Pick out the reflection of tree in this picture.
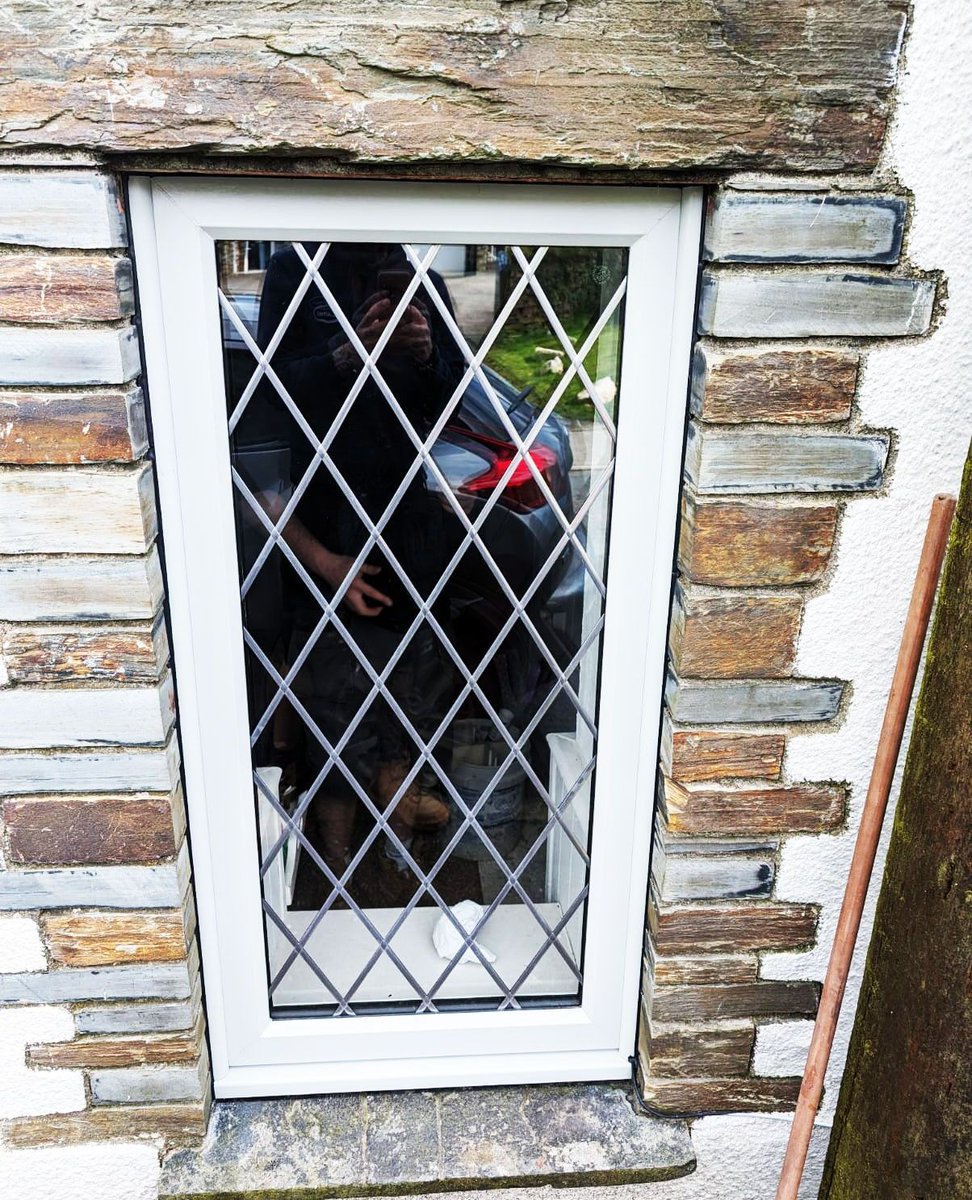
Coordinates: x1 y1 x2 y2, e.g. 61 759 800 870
496 246 626 335
217 240 246 280
488 245 626 421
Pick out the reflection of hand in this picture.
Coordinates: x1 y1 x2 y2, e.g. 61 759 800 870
355 296 392 352
317 551 393 618
352 295 433 363
389 300 433 363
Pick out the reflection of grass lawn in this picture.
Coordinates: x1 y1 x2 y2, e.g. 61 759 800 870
484 321 621 422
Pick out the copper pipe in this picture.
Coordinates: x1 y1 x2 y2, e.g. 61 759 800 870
775 492 956 1200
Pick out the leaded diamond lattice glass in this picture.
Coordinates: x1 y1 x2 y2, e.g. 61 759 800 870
215 237 628 1015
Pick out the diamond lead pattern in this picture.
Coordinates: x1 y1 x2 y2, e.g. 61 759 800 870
216 237 627 1014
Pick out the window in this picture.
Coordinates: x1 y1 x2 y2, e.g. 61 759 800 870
131 179 701 1096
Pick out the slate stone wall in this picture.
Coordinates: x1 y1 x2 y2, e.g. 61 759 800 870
0 0 943 1148
0 169 210 1150
640 188 938 1114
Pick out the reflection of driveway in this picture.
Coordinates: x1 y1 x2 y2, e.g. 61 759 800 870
568 423 594 511
568 423 594 471
446 271 499 345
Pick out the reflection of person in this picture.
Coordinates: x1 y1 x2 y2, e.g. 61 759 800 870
255 243 466 878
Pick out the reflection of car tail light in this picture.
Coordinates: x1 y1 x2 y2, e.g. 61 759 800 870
461 442 560 513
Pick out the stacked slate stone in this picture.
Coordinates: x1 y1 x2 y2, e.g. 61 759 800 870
0 170 209 1148
0 174 939 1141
638 190 934 1114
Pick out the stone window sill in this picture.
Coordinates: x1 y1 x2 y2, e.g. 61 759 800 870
159 1083 695 1199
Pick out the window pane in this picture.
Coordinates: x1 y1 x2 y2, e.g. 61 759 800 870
216 239 626 1015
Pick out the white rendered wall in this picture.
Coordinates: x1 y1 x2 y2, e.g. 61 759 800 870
0 1142 161 1200
733 0 971 1191
0 5 969 1199
763 0 971 1098
0 901 162 1195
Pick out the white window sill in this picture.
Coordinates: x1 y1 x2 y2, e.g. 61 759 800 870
269 904 579 1008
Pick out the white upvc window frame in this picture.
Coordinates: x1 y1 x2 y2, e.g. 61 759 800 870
129 177 702 1099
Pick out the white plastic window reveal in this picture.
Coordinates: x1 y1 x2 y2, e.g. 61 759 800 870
131 179 701 1097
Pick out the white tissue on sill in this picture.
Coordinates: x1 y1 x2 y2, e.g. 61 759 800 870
432 899 497 965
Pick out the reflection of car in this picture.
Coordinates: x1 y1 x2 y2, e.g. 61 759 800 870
428 364 576 605
428 366 586 752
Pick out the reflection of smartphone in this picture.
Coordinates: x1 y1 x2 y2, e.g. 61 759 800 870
377 268 413 300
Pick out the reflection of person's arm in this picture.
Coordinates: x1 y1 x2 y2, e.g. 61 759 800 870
276 510 333 581
276 509 393 618
240 484 331 579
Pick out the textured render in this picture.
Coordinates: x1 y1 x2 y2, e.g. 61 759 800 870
0 1007 85 1119
0 1143 160 1200
752 1020 814 1079
766 0 972 1062
0 2 906 170
0 915 47 971
726 3 972 1197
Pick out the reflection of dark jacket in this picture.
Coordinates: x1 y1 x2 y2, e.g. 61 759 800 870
257 244 465 624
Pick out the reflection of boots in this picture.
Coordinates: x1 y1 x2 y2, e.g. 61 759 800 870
373 759 449 834
311 795 356 881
